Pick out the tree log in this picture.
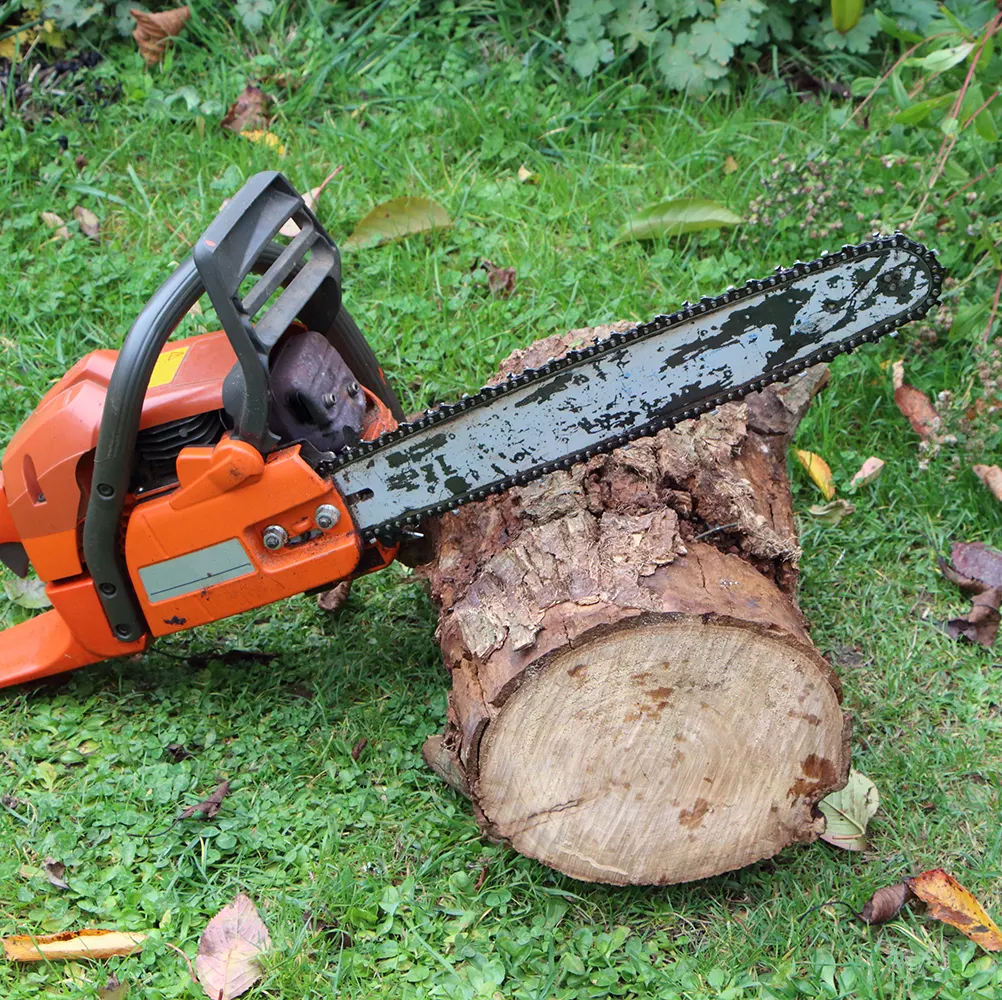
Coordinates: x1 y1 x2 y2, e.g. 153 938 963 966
418 323 850 885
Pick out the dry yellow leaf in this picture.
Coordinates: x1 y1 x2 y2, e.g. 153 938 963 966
905 869 1002 952
795 449 836 501
39 20 66 50
0 26 35 62
723 155 738 175
517 164 537 184
41 212 70 240
3 929 148 962
239 130 286 156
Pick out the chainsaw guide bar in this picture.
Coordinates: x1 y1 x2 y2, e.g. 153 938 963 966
326 234 944 544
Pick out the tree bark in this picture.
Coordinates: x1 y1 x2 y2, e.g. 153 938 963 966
418 323 850 885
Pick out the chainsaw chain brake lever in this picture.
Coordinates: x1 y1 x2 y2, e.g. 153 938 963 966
84 171 403 645
195 171 345 454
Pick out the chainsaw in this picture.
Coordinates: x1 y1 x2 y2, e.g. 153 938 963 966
0 172 944 688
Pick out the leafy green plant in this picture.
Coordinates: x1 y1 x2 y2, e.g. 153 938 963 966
563 0 941 95
844 2 1001 343
0 0 277 52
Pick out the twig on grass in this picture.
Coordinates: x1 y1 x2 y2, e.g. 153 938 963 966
984 269 1002 346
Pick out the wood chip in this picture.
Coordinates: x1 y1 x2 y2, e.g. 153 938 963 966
3 929 147 962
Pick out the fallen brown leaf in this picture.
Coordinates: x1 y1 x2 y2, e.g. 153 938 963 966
220 85 270 134
3 929 147 962
944 587 1001 647
73 206 100 241
43 857 69 890
939 557 986 593
723 155 738 175
279 167 343 237
894 383 939 438
351 737 368 761
196 894 271 1000
906 868 1002 952
859 882 914 924
178 780 230 821
317 578 352 613
973 464 1002 503
951 541 1002 590
479 259 517 298
41 211 69 240
940 541 1002 647
131 7 190 65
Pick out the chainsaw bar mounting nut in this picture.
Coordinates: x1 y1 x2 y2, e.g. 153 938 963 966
314 504 340 531
262 524 288 550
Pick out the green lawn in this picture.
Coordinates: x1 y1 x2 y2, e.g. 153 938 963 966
1 10 1001 998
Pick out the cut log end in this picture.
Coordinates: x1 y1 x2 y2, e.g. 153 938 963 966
416 322 850 884
475 616 849 885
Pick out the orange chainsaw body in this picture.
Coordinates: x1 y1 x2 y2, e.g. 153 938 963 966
0 331 397 688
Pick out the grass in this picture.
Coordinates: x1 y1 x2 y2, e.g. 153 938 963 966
1 8 1001 998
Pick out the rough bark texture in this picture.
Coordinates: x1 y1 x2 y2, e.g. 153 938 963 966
418 323 851 885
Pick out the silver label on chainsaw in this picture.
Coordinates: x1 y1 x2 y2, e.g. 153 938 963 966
137 538 254 603
335 246 935 534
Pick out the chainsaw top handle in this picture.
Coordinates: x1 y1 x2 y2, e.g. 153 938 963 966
84 171 403 644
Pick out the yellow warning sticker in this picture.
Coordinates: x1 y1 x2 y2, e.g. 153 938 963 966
149 347 189 389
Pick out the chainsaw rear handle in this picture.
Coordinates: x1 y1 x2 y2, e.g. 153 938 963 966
84 172 403 644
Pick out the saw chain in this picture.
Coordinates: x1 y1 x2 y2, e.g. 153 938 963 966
322 234 944 544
